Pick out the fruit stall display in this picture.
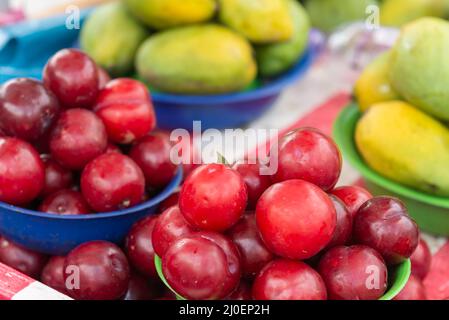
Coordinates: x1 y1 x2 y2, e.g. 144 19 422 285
0 0 448 302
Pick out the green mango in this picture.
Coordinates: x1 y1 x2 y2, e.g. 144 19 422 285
305 0 379 33
80 2 149 76
218 0 294 44
389 17 449 121
136 24 257 94
123 0 216 30
255 0 310 77
380 0 447 27
356 101 449 196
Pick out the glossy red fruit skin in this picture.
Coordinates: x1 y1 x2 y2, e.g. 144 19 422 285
43 49 99 109
41 256 67 294
94 78 156 144
162 237 229 300
63 241 130 300
253 259 327 300
232 162 272 210
325 195 353 248
50 108 107 170
319 245 387 300
40 155 74 198
331 185 373 218
129 132 177 189
97 67 111 90
227 214 274 279
179 164 248 232
152 206 195 257
0 137 45 205
158 192 179 213
272 128 342 191
0 236 48 279
195 231 241 298
0 78 60 141
225 281 252 300
125 215 158 279
353 197 419 265
256 179 336 260
124 271 163 300
393 275 427 300
81 153 145 212
411 238 432 280
39 190 91 215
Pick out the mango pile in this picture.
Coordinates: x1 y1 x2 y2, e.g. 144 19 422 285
80 0 310 95
354 17 449 197
304 0 449 32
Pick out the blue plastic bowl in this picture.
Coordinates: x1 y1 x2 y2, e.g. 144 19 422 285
0 10 322 130
0 169 182 256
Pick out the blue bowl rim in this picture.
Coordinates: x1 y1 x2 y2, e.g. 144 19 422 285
0 167 182 220
149 46 315 105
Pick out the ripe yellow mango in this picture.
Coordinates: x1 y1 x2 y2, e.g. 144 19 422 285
218 0 294 44
80 2 149 76
356 101 449 196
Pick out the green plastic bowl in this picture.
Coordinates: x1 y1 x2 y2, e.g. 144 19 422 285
154 255 410 300
334 104 449 236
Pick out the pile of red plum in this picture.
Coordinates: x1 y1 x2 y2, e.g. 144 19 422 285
0 49 428 300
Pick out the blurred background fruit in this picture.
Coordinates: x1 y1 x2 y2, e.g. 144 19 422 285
123 0 216 30
80 2 149 76
135 24 257 95
380 0 448 27
355 101 449 197
349 16 449 203
354 51 400 112
219 0 294 43
1 0 316 132
256 0 310 77
389 18 449 121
